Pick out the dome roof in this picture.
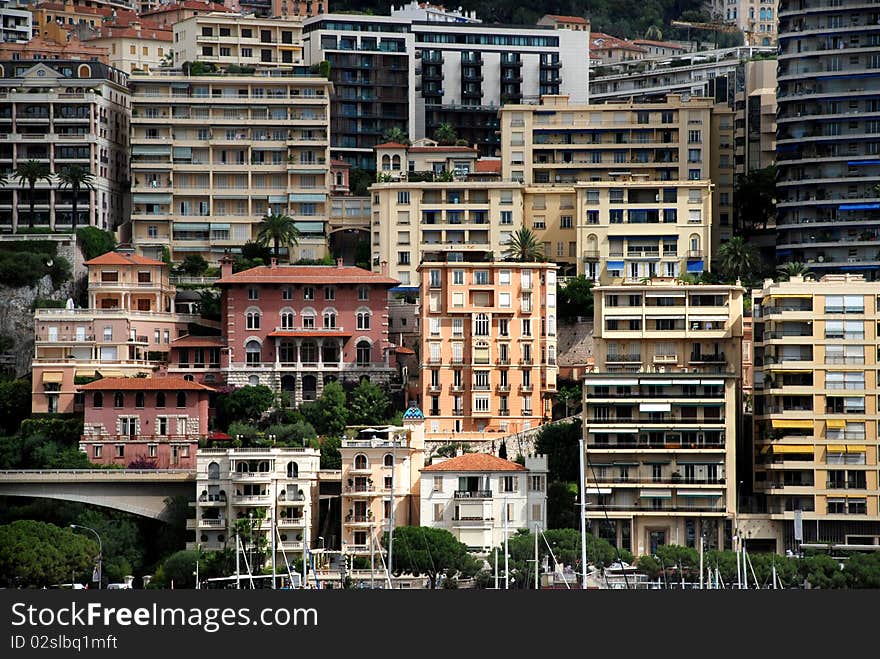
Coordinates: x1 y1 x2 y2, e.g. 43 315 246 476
402 403 424 420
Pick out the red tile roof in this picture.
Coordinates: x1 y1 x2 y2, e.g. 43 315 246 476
633 39 687 50
34 2 116 17
171 335 225 347
330 159 350 167
591 33 646 53
84 252 167 266
217 265 399 286
143 1 232 15
474 158 502 174
407 146 476 153
78 376 215 391
373 142 408 149
422 453 526 472
544 15 589 24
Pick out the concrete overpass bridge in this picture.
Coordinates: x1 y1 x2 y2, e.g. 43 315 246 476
0 470 196 521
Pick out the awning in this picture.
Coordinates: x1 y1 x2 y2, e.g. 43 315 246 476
604 315 642 320
42 371 64 383
689 315 728 322
75 369 97 378
640 489 672 499
826 419 846 429
606 261 625 270
269 195 289 204
612 461 639 466
289 193 328 202
677 490 723 497
768 445 813 454
210 223 231 231
588 428 639 434
294 221 325 233
584 378 639 386
132 193 172 204
132 145 171 155
174 223 209 231
640 403 671 412
643 460 671 465
646 292 685 298
172 147 192 158
771 419 813 429
390 286 420 294
640 379 672 385
846 445 867 453
96 369 124 377
700 379 724 386
650 315 685 320
766 293 811 299
687 260 705 273
675 460 723 465
586 488 612 495
826 445 847 453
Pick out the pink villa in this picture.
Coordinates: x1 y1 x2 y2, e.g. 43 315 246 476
77 376 215 469
216 257 399 405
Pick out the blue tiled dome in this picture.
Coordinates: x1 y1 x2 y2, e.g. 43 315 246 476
402 403 424 420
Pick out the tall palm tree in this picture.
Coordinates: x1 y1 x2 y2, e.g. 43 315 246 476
56 164 95 233
382 126 410 145
256 213 300 260
503 227 544 262
777 261 814 281
717 236 759 282
13 160 53 231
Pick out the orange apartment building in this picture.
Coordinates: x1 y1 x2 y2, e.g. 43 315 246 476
418 261 558 443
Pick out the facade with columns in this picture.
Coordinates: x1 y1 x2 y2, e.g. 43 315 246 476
216 257 399 405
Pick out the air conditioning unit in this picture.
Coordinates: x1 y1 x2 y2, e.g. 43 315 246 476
681 367 689 373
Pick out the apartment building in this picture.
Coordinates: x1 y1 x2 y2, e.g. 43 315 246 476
84 17 172 73
271 0 327 19
738 58 776 175
1 0 33 43
173 13 306 69
537 14 590 32
0 34 108 60
583 281 744 555
302 14 415 170
142 1 234 27
340 416 425 557
189 446 322 567
775 0 880 276
77 376 213 469
589 32 646 65
420 453 548 552
215 257 398 405
706 0 779 46
750 274 880 551
419 262 558 443
128 71 331 263
32 251 216 414
0 59 129 232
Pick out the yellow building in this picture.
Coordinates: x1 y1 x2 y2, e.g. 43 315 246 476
84 19 172 74
750 274 880 552
129 73 331 263
583 280 744 555
419 261 558 443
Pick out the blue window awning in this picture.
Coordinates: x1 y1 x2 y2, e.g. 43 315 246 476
606 260 625 270
268 195 289 204
294 221 324 233
839 203 880 211
172 147 192 158
174 223 209 231
289 193 328 203
132 193 171 204
687 260 705 273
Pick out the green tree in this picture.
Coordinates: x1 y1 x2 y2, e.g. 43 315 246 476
717 236 760 283
777 261 814 281
76 226 116 260
159 550 199 589
503 227 544 262
348 380 391 425
56 164 95 232
299 381 348 437
0 520 98 587
535 420 581 483
311 434 342 469
178 254 209 276
556 383 582 418
216 385 275 429
196 289 221 321
264 421 317 446
383 526 478 588
74 509 144 583
13 160 53 230
433 122 457 145
256 213 300 259
0 378 31 435
381 126 410 145
546 481 577 529
558 275 594 322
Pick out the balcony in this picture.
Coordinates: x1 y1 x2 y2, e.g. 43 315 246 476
452 517 493 527
653 354 678 364
520 358 533 366
454 490 492 499
689 353 725 364
496 384 510 392
520 384 533 393
232 494 271 505
344 514 376 526
607 354 641 363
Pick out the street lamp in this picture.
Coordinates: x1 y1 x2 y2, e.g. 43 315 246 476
317 536 325 551
70 524 102 590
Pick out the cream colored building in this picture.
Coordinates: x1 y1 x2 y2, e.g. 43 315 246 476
189 447 322 571
710 104 736 254
749 275 880 552
340 417 425 557
738 59 776 175
85 20 172 74
583 280 744 555
706 0 778 46
129 72 331 263
173 13 305 69
419 261 558 443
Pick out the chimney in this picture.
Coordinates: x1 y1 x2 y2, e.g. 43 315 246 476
219 253 234 279
336 257 344 269
270 257 278 269
380 260 389 276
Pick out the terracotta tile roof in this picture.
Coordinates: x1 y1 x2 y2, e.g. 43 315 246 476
34 2 115 17
474 158 501 174
171 335 224 347
543 15 589 24
422 453 526 472
84 252 166 266
92 21 173 42
590 33 646 53
330 159 350 167
78 376 215 391
143 1 231 14
633 39 687 50
217 265 399 286
407 146 476 153
374 141 408 149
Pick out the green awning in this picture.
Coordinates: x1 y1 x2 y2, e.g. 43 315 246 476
132 194 171 204
210 223 231 230
132 145 170 156
269 195 289 204
172 147 192 158
173 223 209 231
294 221 324 233
640 489 672 499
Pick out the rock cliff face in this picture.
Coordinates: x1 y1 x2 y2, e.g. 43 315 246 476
0 237 86 378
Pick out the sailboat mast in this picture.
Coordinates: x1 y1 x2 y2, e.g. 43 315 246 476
578 436 587 590
699 535 704 590
494 548 499 590
534 524 539 590
504 507 509 590
235 534 241 590
271 509 277 590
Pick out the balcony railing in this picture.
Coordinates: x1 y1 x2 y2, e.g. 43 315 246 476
454 490 492 499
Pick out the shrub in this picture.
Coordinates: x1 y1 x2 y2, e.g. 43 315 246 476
76 226 116 260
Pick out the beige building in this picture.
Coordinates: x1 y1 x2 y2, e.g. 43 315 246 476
375 139 479 181
737 59 776 175
583 280 744 555
173 13 305 69
189 446 322 572
710 103 736 253
419 261 558 443
706 0 778 46
129 72 331 263
340 417 425 558
85 18 172 74
749 275 880 552
142 1 235 28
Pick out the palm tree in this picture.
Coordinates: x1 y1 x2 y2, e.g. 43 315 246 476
256 213 300 260
56 164 95 233
644 25 663 40
503 227 544 262
777 261 814 281
433 122 457 146
382 126 410 145
717 236 759 282
13 160 53 231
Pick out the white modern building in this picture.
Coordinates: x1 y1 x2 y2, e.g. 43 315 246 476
0 0 32 43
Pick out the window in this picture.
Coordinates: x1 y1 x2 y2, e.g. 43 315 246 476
177 391 187 408
357 310 371 330
501 476 516 493
323 310 337 329
302 311 316 329
474 313 489 336
282 287 293 300
500 211 513 225
303 287 315 301
530 475 545 492
281 310 294 329
451 318 463 336
473 270 489 285
522 319 532 336
433 475 443 492
248 287 259 300
452 270 464 285
246 340 261 365
135 392 145 408
358 286 369 301
156 392 165 408
324 286 335 301
356 341 371 366
246 309 261 330
499 292 511 308
114 392 124 408
429 317 441 336
474 396 489 412
397 191 410 204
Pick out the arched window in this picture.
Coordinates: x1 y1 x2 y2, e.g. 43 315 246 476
246 308 261 330
381 154 391 171
248 375 260 386
354 454 368 469
280 308 295 330
287 461 299 478
184 374 194 382
246 340 262 366
548 314 556 336
114 391 124 408
93 391 103 408
335 172 344 187
156 391 166 408
177 391 187 408
236 462 249 473
357 310 371 330
323 309 337 329
356 340 371 366
392 154 401 169
474 313 489 336
302 308 316 329
208 461 220 479
383 453 394 467
135 392 145 408
689 234 700 254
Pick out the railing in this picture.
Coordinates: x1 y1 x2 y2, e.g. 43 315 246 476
452 517 494 526
343 486 376 493
344 515 374 523
454 490 492 499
